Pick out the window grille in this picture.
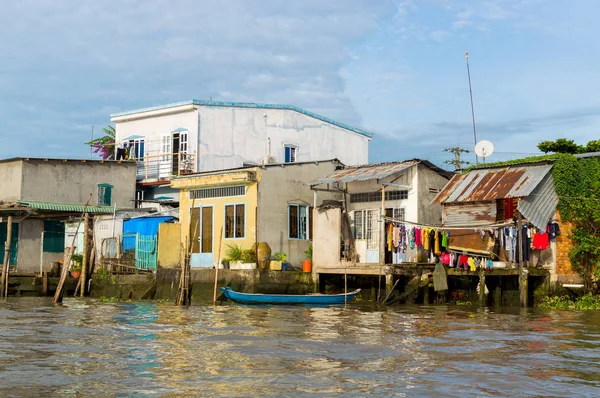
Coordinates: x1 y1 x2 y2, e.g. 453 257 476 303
350 190 408 203
190 185 245 200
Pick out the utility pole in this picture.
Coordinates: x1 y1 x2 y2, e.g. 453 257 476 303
465 51 478 163
444 146 470 172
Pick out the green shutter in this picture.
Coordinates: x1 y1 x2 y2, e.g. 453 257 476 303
98 184 113 207
43 221 65 253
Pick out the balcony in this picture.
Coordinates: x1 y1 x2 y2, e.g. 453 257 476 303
135 152 197 182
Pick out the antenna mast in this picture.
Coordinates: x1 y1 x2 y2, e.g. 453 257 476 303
465 51 478 163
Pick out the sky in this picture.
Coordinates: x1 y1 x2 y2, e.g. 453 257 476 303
1 0 599 169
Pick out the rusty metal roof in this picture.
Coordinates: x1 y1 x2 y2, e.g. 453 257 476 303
434 164 552 203
307 161 418 185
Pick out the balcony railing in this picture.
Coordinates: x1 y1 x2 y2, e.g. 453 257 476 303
135 152 196 181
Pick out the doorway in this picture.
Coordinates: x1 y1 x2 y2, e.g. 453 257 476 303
190 206 213 267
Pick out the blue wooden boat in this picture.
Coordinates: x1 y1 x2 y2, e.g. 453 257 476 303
220 287 361 305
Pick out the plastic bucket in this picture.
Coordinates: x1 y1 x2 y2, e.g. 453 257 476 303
302 260 312 273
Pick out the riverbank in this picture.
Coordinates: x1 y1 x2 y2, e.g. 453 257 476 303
4 265 581 308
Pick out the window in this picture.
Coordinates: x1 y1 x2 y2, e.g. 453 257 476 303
225 204 245 239
350 190 408 203
161 135 171 161
43 221 64 253
353 209 379 247
284 145 297 163
179 132 188 153
98 184 113 206
126 139 145 160
190 186 245 200
289 204 312 239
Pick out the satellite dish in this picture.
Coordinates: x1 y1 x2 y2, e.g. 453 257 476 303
475 140 495 160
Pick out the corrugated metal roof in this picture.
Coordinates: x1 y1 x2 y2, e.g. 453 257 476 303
17 200 115 213
518 173 559 230
434 164 552 203
308 161 417 185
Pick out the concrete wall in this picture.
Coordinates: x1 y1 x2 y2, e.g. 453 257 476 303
158 222 181 268
257 161 341 268
20 160 136 207
15 219 62 274
416 164 450 226
197 106 369 171
313 208 341 269
0 160 23 202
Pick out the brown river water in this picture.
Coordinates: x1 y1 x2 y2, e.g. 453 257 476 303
1 297 599 397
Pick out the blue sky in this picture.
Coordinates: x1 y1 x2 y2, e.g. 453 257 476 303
1 0 598 169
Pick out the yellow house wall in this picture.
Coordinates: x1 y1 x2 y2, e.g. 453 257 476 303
157 223 182 268
176 171 260 266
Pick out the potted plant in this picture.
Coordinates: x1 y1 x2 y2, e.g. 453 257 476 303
226 244 257 270
70 253 83 279
302 244 313 273
270 252 287 271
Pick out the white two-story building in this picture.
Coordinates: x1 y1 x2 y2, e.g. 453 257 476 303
110 100 372 206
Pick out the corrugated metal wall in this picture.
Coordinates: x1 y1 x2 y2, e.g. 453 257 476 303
442 202 496 227
518 174 559 230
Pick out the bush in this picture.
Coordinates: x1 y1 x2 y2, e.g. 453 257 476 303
273 252 287 262
240 249 256 264
224 243 243 262
304 244 312 260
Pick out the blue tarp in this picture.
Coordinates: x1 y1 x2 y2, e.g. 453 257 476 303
123 216 175 236
122 216 175 251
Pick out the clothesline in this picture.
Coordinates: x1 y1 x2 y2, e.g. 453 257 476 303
381 216 515 231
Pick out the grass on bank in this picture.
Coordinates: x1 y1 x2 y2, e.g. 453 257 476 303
538 293 600 310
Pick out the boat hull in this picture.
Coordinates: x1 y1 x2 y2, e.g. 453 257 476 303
220 287 360 305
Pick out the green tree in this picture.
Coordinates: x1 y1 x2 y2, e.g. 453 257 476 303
585 139 600 153
538 138 600 154
537 138 582 154
85 125 116 160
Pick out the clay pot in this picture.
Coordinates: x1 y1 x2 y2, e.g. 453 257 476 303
70 270 81 279
254 242 272 270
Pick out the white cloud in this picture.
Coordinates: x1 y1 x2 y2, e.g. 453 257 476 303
0 0 389 158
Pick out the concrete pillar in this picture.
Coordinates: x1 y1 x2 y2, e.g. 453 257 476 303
423 282 430 304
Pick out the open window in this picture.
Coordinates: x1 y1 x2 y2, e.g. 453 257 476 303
284 145 297 163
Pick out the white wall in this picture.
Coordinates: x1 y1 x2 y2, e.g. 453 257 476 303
113 104 370 177
114 108 199 161
198 106 369 171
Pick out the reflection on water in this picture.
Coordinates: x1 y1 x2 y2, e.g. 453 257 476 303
1 298 600 396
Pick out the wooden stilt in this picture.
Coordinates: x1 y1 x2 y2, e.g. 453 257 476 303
80 213 89 298
213 227 224 304
1 216 13 298
54 195 92 304
42 270 48 296
517 213 527 307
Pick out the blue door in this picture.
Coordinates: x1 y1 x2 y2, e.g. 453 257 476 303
190 206 213 267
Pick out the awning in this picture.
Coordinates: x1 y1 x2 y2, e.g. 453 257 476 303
308 161 416 185
16 200 115 213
